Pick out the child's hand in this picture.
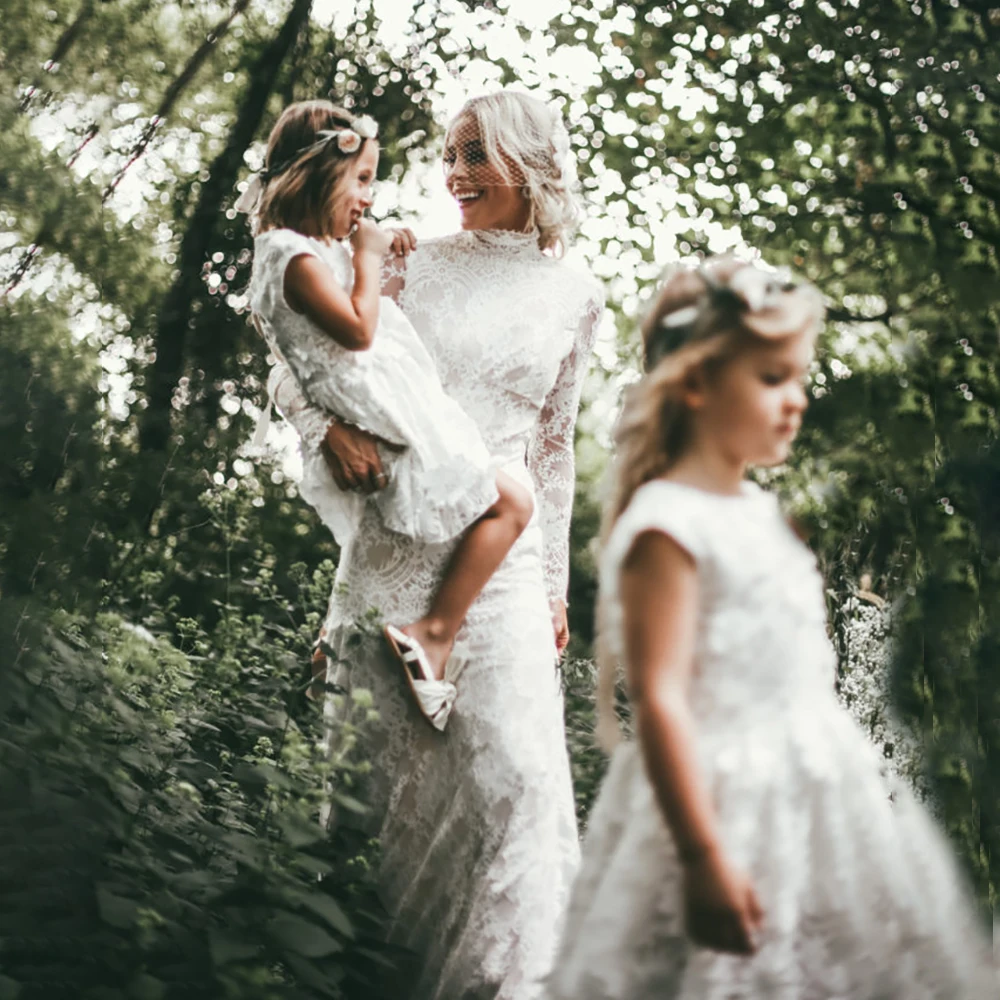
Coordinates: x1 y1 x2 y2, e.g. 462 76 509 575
387 226 417 257
682 848 763 955
350 218 393 258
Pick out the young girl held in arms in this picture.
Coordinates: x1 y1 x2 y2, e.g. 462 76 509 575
546 258 996 998
244 101 534 731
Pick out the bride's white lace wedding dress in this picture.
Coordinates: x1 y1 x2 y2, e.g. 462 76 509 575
268 228 604 1000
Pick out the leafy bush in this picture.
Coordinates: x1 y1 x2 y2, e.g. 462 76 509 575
0 543 390 1000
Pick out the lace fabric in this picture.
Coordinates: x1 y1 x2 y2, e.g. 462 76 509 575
250 228 500 546
546 480 996 1000
268 227 604 999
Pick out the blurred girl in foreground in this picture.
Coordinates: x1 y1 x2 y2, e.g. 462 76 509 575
546 258 996 999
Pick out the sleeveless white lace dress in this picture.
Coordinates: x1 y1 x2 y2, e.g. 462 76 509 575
249 228 498 545
269 229 605 1000
547 480 996 1000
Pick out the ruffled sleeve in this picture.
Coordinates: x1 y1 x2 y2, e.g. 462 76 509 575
526 281 605 606
266 361 334 455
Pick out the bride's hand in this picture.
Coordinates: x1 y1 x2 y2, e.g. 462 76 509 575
322 419 401 493
387 226 417 257
551 599 569 659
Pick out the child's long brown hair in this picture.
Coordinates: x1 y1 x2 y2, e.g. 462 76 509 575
594 257 825 750
257 100 373 239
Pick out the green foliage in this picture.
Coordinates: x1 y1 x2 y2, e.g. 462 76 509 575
561 657 608 829
0 547 390 999
0 9 461 988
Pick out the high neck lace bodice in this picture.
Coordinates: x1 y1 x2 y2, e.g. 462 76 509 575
463 227 545 257
375 228 604 606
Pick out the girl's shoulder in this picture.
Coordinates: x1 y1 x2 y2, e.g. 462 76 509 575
255 228 351 265
602 479 776 582
253 229 351 284
254 226 320 255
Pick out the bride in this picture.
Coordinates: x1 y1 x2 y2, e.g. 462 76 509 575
268 90 604 998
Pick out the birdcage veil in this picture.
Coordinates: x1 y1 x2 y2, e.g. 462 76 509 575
444 91 580 255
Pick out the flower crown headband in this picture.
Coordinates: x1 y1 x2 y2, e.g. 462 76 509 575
234 114 378 214
645 262 817 371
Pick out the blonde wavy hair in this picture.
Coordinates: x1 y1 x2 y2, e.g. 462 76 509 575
256 100 375 239
446 91 579 256
595 257 825 750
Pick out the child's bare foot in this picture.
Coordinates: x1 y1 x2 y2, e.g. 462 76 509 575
398 618 455 681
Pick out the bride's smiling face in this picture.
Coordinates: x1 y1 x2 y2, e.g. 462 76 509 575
443 116 531 233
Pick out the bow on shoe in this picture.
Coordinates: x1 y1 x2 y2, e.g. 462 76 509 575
410 678 458 732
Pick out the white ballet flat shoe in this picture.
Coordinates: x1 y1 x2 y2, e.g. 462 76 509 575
383 625 458 732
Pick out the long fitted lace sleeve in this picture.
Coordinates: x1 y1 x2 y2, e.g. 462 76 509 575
380 249 408 304
527 286 604 606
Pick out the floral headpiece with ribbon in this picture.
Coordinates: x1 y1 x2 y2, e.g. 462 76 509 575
235 114 379 214
645 261 821 371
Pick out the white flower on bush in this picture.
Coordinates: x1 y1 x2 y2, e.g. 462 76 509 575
837 595 932 805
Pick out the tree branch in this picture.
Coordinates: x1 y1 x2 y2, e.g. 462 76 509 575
103 0 252 202
19 0 96 112
4 0 252 297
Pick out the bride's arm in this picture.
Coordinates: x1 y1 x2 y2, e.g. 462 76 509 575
267 362 387 493
527 286 605 620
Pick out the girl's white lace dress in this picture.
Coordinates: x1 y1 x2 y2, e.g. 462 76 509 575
269 229 604 1000
547 480 996 1000
250 228 498 545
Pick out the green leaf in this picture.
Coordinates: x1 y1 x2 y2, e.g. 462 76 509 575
268 913 343 959
332 792 367 815
208 929 260 967
96 884 139 930
0 975 22 1000
276 813 325 849
297 892 355 940
127 974 165 1000
282 954 344 998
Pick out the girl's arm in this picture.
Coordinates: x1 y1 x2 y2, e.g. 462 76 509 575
283 220 390 351
621 530 763 955
620 530 720 860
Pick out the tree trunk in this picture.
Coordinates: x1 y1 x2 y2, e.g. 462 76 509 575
139 0 314 455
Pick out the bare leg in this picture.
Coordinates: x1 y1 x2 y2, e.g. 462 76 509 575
399 471 533 679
